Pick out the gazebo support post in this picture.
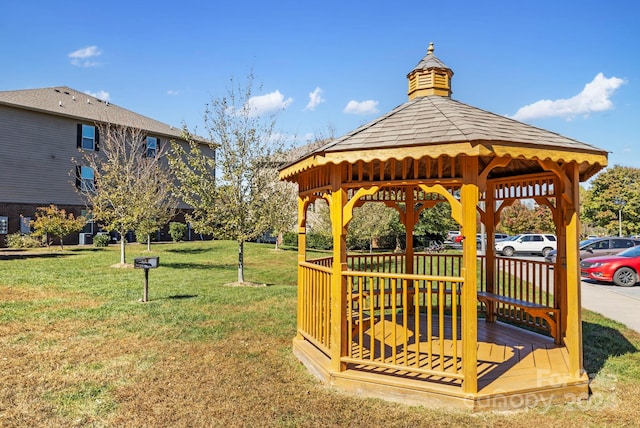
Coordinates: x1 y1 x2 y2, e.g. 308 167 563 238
484 182 497 321
329 165 348 373
296 195 308 340
556 201 568 342
461 157 479 394
405 186 415 275
562 163 584 378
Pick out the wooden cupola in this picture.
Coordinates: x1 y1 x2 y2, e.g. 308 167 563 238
407 42 453 99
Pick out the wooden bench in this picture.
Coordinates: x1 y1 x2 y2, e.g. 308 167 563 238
348 287 413 335
477 291 560 344
350 310 375 336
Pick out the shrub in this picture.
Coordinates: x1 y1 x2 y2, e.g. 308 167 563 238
280 232 332 250
6 233 43 249
347 234 369 251
282 231 297 247
307 233 332 250
93 233 110 247
169 222 187 242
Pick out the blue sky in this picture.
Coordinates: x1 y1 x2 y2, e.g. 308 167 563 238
2 0 638 170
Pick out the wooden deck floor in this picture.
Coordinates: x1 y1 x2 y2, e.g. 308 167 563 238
294 314 589 410
353 315 574 391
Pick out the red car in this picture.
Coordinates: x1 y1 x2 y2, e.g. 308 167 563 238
580 245 640 286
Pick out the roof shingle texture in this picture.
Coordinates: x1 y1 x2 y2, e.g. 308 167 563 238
314 95 608 156
0 86 185 139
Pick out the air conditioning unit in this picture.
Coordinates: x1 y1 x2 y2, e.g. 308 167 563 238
79 233 93 245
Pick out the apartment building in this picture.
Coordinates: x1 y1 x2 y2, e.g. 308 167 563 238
0 86 207 245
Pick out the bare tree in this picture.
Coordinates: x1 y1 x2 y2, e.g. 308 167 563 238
169 74 285 283
75 123 177 265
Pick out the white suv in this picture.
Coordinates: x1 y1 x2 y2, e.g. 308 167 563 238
495 233 557 257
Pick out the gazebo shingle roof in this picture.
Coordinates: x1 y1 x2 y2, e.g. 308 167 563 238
281 95 608 181
317 95 607 154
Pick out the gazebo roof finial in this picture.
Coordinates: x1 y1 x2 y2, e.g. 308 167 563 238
407 42 453 99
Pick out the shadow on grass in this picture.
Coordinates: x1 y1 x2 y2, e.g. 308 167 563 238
0 251 76 260
69 247 106 253
162 261 235 271
583 320 638 374
165 247 213 255
165 294 198 300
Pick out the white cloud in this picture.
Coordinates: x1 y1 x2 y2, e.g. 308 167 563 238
246 90 293 116
510 73 625 122
305 87 325 111
167 89 180 96
69 45 103 67
344 99 379 115
84 90 110 101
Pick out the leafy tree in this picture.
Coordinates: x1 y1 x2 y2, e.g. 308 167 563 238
415 201 458 242
498 200 554 235
169 74 284 283
134 175 178 251
258 170 297 250
582 165 640 236
76 123 177 265
530 204 555 234
30 205 86 250
347 203 397 252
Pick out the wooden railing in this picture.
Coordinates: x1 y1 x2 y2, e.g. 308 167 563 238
343 270 464 379
298 261 332 354
298 252 556 378
481 256 557 335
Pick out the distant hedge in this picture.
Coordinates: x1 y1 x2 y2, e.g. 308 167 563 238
282 232 332 250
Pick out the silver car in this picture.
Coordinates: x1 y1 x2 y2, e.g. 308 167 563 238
545 237 640 263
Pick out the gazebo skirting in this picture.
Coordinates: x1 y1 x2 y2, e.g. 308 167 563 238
293 253 589 410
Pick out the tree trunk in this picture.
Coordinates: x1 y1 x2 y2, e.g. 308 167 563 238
237 240 244 283
120 234 126 265
147 234 151 252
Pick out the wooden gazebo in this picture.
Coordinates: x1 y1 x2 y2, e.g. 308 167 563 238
279 43 608 410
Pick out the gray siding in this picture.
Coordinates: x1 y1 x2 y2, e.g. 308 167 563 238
0 105 84 205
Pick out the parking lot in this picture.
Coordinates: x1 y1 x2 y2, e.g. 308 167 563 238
580 278 640 332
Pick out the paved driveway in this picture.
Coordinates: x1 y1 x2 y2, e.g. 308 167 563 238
581 279 640 332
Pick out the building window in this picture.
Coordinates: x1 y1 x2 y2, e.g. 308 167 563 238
20 216 31 234
79 166 95 192
81 210 94 234
77 124 99 151
146 136 158 157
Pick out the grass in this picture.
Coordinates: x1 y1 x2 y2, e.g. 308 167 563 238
1 240 640 427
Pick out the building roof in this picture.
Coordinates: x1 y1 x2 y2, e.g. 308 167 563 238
0 86 185 140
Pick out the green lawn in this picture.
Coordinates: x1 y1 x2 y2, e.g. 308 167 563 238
1 240 640 427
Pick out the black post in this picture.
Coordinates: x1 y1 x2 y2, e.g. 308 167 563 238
143 268 149 302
